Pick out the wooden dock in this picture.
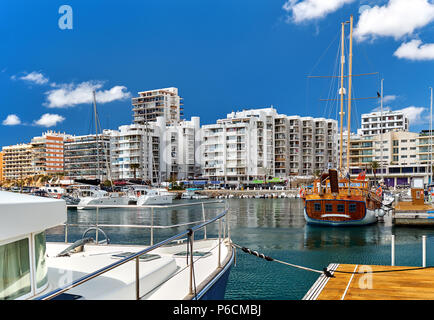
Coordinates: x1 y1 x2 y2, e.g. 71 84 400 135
304 263 434 300
394 201 434 226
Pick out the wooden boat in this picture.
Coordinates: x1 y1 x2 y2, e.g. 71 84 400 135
301 15 383 226
302 169 382 226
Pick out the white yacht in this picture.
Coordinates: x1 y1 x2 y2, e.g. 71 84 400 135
0 191 234 300
181 188 209 200
38 186 66 198
136 188 173 206
74 185 130 209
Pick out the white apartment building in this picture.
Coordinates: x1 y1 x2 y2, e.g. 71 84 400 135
202 107 338 185
108 124 160 182
108 117 201 183
157 116 201 181
360 110 409 136
132 87 183 125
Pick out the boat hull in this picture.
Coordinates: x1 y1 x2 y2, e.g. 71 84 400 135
77 196 130 209
303 207 377 226
195 248 234 300
137 195 173 206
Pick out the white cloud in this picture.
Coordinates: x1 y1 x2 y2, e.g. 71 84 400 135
397 106 426 125
33 113 65 127
2 114 21 126
282 0 355 23
354 0 434 42
383 95 397 103
44 81 131 108
394 39 434 61
12 71 49 85
371 105 392 112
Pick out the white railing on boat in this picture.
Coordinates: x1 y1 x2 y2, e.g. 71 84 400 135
64 200 226 245
36 200 231 300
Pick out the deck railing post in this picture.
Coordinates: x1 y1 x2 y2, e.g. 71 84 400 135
422 235 427 267
391 234 395 266
188 230 194 296
64 223 68 243
151 207 154 246
136 257 140 300
202 202 207 240
226 201 230 241
96 206 99 244
218 218 222 268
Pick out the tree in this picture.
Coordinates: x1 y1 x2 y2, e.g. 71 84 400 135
370 161 379 186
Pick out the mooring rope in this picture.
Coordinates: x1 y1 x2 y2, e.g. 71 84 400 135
232 242 434 277
231 243 326 276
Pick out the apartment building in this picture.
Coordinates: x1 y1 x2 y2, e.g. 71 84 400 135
349 130 426 186
2 144 34 181
202 107 338 185
337 130 358 170
360 110 409 136
202 108 273 185
108 116 200 183
0 151 4 182
108 124 160 182
132 87 183 126
64 134 111 181
156 116 201 181
30 131 71 175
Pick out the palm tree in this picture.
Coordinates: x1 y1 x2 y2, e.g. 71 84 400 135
370 161 379 186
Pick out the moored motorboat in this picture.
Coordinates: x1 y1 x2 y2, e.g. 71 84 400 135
0 191 234 300
136 188 173 206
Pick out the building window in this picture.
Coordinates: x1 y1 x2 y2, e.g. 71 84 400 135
337 204 345 212
314 203 321 211
325 204 333 212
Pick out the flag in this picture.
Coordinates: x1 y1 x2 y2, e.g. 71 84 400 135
376 185 383 197
356 171 366 180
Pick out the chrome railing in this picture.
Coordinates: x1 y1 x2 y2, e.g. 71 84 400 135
36 200 231 300
64 200 225 245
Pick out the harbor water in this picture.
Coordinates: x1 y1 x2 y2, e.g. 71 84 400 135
46 198 434 300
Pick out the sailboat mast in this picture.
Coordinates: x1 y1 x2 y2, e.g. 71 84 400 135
339 21 346 171
346 15 353 173
93 90 100 182
380 79 384 181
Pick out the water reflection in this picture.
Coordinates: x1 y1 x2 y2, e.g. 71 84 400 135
44 198 434 299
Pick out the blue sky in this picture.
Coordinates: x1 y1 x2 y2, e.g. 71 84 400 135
0 0 433 146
